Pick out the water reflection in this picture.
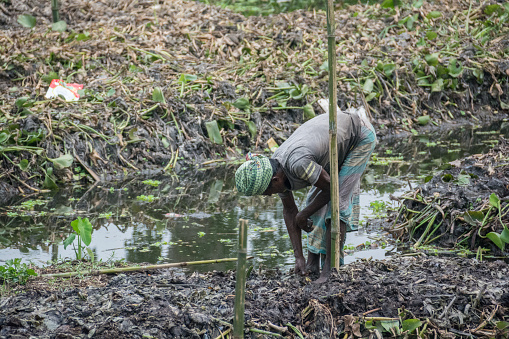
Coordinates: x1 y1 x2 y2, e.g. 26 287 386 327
0 121 507 271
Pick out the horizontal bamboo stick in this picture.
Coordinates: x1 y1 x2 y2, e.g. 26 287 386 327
42 257 253 278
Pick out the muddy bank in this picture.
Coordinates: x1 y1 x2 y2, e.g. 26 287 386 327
1 255 508 338
0 0 508 201
385 138 509 257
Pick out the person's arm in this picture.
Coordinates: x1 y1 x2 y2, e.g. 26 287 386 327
295 168 331 230
280 191 307 275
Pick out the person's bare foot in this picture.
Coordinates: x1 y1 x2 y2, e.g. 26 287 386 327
313 263 330 284
313 253 331 284
306 252 320 275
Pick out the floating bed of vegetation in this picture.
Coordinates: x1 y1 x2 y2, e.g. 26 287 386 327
0 0 508 199
386 138 509 258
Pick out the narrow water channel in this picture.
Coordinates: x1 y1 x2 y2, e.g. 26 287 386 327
0 121 507 272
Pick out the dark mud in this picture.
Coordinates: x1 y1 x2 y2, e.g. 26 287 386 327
1 255 508 338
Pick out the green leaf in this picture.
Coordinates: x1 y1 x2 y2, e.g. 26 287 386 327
15 97 29 109
42 72 59 84
402 319 422 333
76 32 91 41
18 159 29 171
463 211 485 226
496 321 509 330
205 120 223 144
303 104 315 120
364 320 377 330
233 97 250 110
63 234 76 249
26 268 37 276
489 193 500 209
426 11 442 19
416 37 427 47
381 0 394 9
178 74 197 84
455 174 470 186
431 78 444 92
289 88 304 100
128 127 138 140
0 132 9 144
363 79 374 94
412 0 423 8
381 320 400 333
406 14 418 30
43 168 58 189
365 92 377 102
161 136 170 148
425 53 439 66
246 121 257 139
424 175 433 183
486 232 505 250
426 31 438 40
86 247 95 262
152 87 166 104
17 14 36 28
417 115 430 125
448 58 463 78
500 226 509 244
52 20 67 32
442 173 453 182
48 154 73 170
276 81 291 88
484 4 502 16
71 218 80 233
383 64 396 77
473 69 484 84
78 218 93 246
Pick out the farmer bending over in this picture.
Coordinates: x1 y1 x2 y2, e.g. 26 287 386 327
235 111 376 282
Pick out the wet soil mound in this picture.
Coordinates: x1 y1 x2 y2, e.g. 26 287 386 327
387 138 509 256
1 255 508 338
0 0 508 202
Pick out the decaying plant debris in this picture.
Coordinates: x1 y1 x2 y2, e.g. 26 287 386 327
0 0 508 202
386 138 509 257
1 255 508 338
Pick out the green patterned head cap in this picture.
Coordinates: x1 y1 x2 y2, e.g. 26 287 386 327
235 153 272 196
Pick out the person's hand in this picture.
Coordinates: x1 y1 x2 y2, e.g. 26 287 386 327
294 256 307 276
295 212 314 233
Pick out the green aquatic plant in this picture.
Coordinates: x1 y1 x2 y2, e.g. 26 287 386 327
136 195 157 202
369 200 388 217
99 212 113 219
0 258 37 285
18 200 46 210
484 193 509 251
142 179 161 187
63 217 94 261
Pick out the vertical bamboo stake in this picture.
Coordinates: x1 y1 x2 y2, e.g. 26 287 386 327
51 0 60 23
327 0 340 270
233 219 248 339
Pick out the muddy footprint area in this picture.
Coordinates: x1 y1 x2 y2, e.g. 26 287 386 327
1 255 508 338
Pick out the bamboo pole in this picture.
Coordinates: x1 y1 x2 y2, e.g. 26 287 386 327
233 219 248 339
327 0 340 269
51 0 60 23
42 257 249 278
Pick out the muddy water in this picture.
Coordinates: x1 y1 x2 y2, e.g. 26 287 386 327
0 121 507 271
